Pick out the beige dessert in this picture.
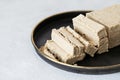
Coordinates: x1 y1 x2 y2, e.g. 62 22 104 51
43 40 85 64
66 26 97 57
86 4 120 48
40 46 56 60
72 14 108 54
40 4 120 65
52 27 84 56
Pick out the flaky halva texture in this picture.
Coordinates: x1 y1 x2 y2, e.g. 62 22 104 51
86 4 120 48
42 40 85 64
73 14 108 54
66 26 97 57
40 4 120 64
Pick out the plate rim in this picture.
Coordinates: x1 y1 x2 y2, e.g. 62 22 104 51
31 10 120 70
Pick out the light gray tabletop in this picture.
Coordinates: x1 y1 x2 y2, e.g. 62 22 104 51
0 0 120 80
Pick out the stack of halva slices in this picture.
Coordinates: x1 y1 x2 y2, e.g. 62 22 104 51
40 4 120 64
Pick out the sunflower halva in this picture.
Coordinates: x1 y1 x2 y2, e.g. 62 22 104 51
40 4 120 64
73 14 108 54
86 4 120 48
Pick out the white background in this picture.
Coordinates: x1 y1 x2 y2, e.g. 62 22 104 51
0 0 120 80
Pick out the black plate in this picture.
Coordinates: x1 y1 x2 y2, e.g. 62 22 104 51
31 11 120 74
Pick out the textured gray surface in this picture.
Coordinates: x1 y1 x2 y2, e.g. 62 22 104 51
0 0 120 80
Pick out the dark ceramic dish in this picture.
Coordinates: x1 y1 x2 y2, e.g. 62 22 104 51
31 11 120 74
